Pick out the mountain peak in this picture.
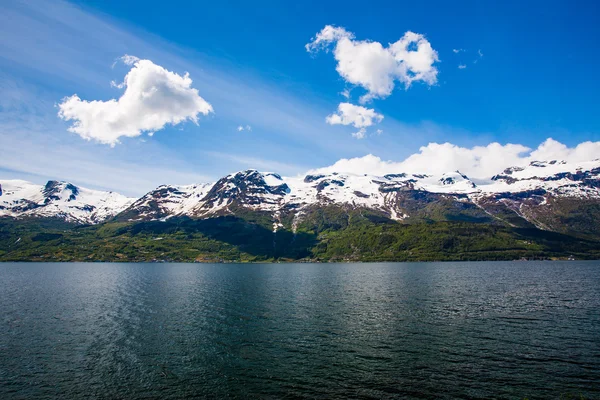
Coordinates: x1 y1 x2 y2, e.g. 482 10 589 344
0 179 134 223
3 159 600 224
43 180 79 202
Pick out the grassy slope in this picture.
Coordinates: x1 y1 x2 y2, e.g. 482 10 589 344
292 205 600 261
1 208 599 262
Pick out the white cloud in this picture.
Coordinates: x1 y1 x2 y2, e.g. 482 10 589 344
452 48 464 54
305 25 355 52
309 138 600 180
458 64 467 69
237 125 244 132
57 56 213 146
121 54 140 65
327 103 383 139
307 25 440 103
110 80 124 89
340 88 351 99
352 128 366 139
326 102 383 129
376 129 383 135
529 138 600 162
237 124 252 132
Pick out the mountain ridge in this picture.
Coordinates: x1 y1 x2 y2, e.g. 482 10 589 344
2 159 599 235
0 179 134 224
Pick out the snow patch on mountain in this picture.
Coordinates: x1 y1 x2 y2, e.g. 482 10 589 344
0 180 134 223
124 183 213 220
3 159 599 224
479 160 600 198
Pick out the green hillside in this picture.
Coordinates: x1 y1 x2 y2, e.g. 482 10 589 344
1 206 599 262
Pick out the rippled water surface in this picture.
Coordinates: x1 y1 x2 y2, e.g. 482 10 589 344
1 262 599 399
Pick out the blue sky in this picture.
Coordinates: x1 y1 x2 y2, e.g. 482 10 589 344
1 0 599 195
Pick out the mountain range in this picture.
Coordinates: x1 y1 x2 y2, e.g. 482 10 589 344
1 159 600 262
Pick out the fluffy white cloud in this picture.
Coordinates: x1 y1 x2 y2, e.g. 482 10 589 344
309 138 600 180
530 138 600 162
458 64 467 69
307 25 439 103
352 128 367 139
237 125 252 132
326 102 383 129
305 25 354 50
58 56 213 146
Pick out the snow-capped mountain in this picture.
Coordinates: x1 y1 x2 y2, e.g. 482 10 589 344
119 169 483 222
3 159 599 233
0 180 134 224
117 183 213 221
483 160 600 198
115 159 600 230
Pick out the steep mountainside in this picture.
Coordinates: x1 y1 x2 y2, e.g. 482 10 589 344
1 159 599 262
3 160 600 231
113 159 600 236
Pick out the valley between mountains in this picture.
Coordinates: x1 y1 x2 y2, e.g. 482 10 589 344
1 159 600 262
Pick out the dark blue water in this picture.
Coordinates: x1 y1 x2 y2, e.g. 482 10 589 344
1 262 599 399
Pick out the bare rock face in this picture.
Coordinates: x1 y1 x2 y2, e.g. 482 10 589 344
199 170 289 209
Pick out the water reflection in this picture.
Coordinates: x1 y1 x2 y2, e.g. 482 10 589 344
0 261 599 399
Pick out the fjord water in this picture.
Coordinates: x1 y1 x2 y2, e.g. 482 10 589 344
1 262 599 399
